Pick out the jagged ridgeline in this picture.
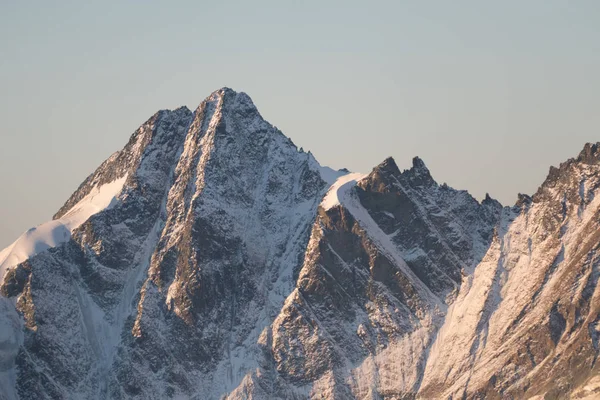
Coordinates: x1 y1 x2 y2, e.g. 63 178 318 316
1 88 599 399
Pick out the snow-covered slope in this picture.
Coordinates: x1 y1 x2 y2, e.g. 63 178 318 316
320 172 366 210
0 175 127 278
420 144 600 399
1 88 599 399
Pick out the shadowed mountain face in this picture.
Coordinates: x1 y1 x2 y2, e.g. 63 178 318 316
0 88 599 399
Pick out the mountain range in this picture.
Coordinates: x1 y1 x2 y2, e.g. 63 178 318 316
1 88 599 399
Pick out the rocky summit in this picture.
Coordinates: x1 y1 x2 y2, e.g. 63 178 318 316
1 88 600 399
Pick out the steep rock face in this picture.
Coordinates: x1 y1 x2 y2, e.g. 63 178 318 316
228 157 502 399
111 89 335 399
356 156 502 297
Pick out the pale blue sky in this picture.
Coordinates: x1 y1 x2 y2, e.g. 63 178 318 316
1 1 599 248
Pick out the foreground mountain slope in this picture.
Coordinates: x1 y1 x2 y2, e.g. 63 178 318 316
420 143 600 399
0 88 599 399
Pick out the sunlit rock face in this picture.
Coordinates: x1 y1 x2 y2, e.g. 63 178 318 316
1 89 600 400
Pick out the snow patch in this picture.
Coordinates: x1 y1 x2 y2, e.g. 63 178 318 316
318 165 346 186
321 172 366 210
0 175 128 279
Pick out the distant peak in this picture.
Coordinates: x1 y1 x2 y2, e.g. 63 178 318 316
577 142 600 164
203 87 236 104
208 86 238 99
366 155 436 188
402 156 434 186
411 156 430 174
197 87 259 116
206 87 256 104
534 142 600 201
374 157 401 176
218 86 236 93
482 192 502 208
515 193 533 209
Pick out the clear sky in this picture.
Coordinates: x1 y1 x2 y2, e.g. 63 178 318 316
1 1 599 249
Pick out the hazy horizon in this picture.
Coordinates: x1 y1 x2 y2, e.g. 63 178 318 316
1 1 599 249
